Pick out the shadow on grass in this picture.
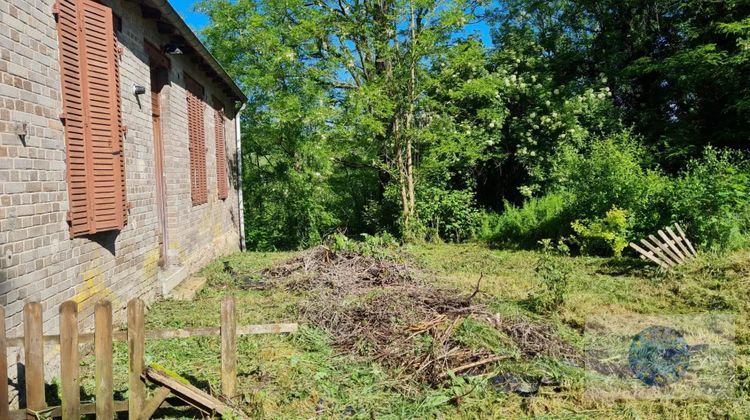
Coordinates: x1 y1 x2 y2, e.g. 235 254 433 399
595 257 655 277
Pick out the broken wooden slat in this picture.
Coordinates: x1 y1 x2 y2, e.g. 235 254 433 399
143 367 242 418
629 242 669 269
138 386 171 420
23 302 45 412
128 299 146 419
658 229 686 261
95 301 114 419
5 323 298 348
60 301 79 420
666 226 692 258
675 223 697 256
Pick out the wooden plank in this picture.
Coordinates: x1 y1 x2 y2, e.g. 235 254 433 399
95 300 113 419
675 223 697 256
640 238 676 267
59 301 79 420
23 302 45 412
138 386 171 420
647 234 682 264
221 296 237 399
143 367 242 417
5 323 299 348
658 229 686 261
0 306 9 420
128 299 146 419
666 227 692 259
237 323 298 335
629 242 669 269
8 400 129 419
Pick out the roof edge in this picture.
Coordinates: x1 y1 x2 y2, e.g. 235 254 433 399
149 0 247 104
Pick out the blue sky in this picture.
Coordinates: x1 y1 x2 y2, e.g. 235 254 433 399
170 0 493 45
170 1 209 30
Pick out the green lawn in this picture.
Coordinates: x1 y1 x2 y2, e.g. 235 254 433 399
95 244 750 418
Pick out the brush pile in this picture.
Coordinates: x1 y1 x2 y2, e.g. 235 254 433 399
262 246 579 383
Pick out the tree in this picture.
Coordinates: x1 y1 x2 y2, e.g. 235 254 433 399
198 0 485 245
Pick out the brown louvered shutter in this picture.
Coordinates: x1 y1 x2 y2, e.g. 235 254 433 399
56 0 126 236
186 74 208 205
213 99 228 200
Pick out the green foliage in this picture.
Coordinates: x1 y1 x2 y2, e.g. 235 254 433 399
528 240 571 313
670 148 750 250
198 0 750 253
416 188 482 243
571 207 630 257
327 232 400 258
486 192 572 249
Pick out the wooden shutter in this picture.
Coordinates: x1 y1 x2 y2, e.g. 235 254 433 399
186 74 207 205
213 99 228 200
56 0 126 236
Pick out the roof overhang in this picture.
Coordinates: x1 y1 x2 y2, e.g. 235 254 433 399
141 0 248 106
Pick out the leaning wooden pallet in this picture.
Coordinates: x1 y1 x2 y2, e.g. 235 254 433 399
629 223 698 268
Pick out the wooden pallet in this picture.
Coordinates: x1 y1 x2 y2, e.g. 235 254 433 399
629 223 697 268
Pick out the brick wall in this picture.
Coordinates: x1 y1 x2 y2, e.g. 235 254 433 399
0 0 242 348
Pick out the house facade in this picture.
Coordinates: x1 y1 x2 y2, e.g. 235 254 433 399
0 0 246 337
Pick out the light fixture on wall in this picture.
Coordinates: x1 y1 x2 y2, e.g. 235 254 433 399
163 42 183 55
133 84 146 95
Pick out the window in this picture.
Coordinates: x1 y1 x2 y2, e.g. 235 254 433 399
55 0 127 237
185 74 208 205
213 98 228 200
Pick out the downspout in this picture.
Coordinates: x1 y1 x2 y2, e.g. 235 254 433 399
235 103 247 251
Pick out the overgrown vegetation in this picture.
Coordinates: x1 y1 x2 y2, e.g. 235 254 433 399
197 0 750 252
83 244 750 418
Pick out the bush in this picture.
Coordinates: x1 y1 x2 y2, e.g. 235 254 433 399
571 206 630 257
670 148 750 250
528 239 571 313
486 192 573 249
555 131 670 232
417 188 482 242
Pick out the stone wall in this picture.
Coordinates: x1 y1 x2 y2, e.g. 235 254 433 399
0 0 242 345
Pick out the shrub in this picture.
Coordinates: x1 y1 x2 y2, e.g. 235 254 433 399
670 148 750 250
555 131 669 228
571 206 630 257
417 188 482 242
486 192 573 249
528 239 572 313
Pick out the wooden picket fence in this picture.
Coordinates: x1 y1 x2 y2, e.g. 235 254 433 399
629 223 698 269
0 296 297 419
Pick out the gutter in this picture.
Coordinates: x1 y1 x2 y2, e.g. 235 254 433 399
150 0 247 104
235 103 247 251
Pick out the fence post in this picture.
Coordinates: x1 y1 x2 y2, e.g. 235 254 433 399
23 302 44 412
0 306 8 420
220 295 237 398
128 298 145 419
59 301 79 420
95 300 113 418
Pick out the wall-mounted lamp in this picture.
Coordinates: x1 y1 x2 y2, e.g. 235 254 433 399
12 122 28 145
163 42 183 55
133 84 146 95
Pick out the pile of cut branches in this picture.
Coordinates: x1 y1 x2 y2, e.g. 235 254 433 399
263 246 578 383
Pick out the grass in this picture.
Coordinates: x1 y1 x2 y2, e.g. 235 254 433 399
78 244 750 418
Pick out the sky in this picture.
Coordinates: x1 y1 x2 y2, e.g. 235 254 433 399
170 1 209 30
170 0 493 45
